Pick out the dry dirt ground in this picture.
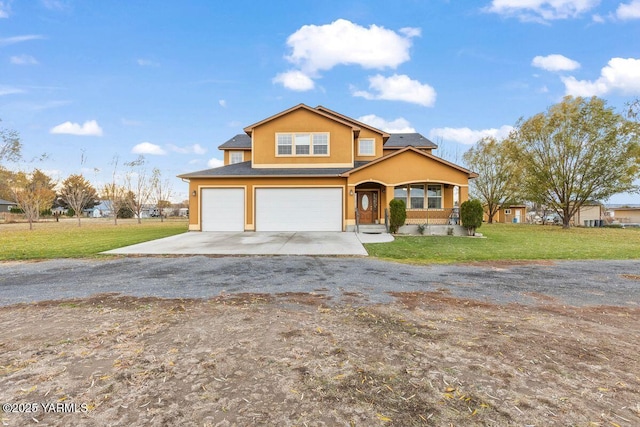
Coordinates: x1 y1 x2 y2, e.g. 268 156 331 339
0 291 639 427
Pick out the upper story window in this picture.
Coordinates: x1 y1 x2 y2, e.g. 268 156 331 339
276 132 329 157
229 151 244 164
358 138 375 156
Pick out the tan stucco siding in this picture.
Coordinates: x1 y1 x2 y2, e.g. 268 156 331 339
187 176 347 231
251 109 354 168
347 150 471 187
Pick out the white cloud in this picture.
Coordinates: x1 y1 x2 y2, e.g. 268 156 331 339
50 120 103 136
484 0 600 22
207 158 224 168
617 0 640 19
0 35 44 46
532 54 580 71
561 57 640 96
131 142 166 155
0 1 9 18
272 70 315 91
10 54 38 65
285 19 418 73
357 114 416 133
0 85 24 96
429 125 515 145
274 19 419 91
352 74 436 107
219 99 227 108
167 143 207 155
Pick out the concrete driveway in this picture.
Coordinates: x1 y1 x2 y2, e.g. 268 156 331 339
103 231 393 256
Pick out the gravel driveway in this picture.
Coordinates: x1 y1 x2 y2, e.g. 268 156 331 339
1 257 639 307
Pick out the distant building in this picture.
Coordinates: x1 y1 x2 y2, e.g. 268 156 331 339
0 198 17 213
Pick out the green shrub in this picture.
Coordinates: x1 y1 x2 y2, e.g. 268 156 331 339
117 206 134 219
9 207 23 214
389 199 406 233
460 199 483 236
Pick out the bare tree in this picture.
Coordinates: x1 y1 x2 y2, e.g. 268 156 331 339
150 167 173 222
59 174 100 226
125 156 153 224
0 119 22 165
101 156 127 225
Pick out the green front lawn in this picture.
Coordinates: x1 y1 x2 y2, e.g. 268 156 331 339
365 223 640 263
0 218 188 260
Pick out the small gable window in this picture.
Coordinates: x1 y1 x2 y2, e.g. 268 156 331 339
358 139 375 156
229 151 244 164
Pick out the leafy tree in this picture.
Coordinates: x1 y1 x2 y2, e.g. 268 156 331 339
150 167 173 222
510 96 640 229
9 169 56 230
460 199 483 236
58 174 100 226
389 199 406 233
463 136 520 223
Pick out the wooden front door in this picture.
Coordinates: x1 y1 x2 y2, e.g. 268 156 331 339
357 191 377 224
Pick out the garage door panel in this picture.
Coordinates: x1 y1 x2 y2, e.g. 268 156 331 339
201 188 244 231
256 188 342 231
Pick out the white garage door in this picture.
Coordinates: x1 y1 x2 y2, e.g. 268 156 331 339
256 188 342 231
201 188 244 231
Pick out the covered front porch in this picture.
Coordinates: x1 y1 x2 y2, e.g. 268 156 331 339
341 146 476 231
346 181 462 231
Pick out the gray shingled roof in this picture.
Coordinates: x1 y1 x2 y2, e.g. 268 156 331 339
218 133 436 150
0 199 16 205
179 161 371 178
218 134 251 149
385 133 437 149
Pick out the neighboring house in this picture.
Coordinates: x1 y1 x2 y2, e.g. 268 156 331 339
178 104 478 232
483 204 527 224
612 207 640 224
573 204 603 226
0 198 17 213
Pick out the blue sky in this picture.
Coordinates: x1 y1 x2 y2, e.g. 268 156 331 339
1 0 639 204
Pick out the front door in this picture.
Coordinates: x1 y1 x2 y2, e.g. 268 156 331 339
357 191 377 224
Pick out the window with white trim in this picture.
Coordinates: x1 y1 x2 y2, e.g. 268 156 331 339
394 184 443 209
393 186 408 207
410 184 425 209
504 208 511 215
277 134 293 155
313 133 328 155
358 138 375 156
229 151 244 164
295 134 310 155
276 132 329 156
427 185 442 209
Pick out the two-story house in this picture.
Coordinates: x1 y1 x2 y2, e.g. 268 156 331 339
178 104 477 232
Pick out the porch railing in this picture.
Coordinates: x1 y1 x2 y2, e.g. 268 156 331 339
405 207 459 225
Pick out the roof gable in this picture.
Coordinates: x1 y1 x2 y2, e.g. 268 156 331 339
341 146 478 179
243 103 360 136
